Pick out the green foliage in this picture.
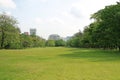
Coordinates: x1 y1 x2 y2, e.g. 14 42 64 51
30 35 45 47
46 40 55 47
20 34 46 48
20 34 33 48
0 13 46 49
67 2 120 51
90 3 120 49
0 13 21 49
55 39 66 47
67 31 83 47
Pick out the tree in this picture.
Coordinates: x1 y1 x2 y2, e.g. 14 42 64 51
20 34 33 48
89 2 120 50
30 35 46 47
46 40 55 47
67 31 83 47
0 13 21 49
20 34 46 48
68 2 120 50
55 39 66 47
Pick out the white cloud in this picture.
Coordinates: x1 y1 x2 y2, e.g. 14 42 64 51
35 18 43 24
0 11 12 16
70 7 83 18
47 17 64 25
35 17 64 26
68 0 118 31
35 12 84 39
39 0 47 2
5 11 12 16
0 0 16 9
72 0 117 17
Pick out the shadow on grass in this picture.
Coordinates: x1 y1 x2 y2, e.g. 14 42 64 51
59 49 120 62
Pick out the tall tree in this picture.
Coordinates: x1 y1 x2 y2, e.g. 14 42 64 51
46 40 55 47
90 3 120 50
55 39 66 47
67 31 83 47
0 13 20 49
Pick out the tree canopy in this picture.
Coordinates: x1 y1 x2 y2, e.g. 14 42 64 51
67 2 120 51
0 13 21 49
0 13 46 49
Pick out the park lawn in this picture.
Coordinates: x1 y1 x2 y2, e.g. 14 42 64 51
0 47 120 80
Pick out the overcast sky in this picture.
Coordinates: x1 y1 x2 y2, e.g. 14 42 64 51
0 0 118 39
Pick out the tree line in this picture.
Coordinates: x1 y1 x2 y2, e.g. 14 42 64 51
0 2 120 50
0 13 46 49
0 13 66 49
67 2 120 51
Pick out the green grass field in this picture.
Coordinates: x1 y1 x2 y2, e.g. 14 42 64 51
0 47 120 80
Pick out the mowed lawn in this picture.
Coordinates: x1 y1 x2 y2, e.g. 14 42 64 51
0 47 120 80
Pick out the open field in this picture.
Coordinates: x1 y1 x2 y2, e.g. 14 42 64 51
0 47 120 80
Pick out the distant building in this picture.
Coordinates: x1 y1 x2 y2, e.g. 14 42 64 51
24 32 29 35
48 34 61 40
30 28 36 35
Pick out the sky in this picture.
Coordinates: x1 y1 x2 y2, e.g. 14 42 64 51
0 0 118 39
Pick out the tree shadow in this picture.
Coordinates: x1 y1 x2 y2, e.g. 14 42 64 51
59 49 120 62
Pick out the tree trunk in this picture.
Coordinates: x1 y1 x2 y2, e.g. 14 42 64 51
1 29 4 49
119 46 120 52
